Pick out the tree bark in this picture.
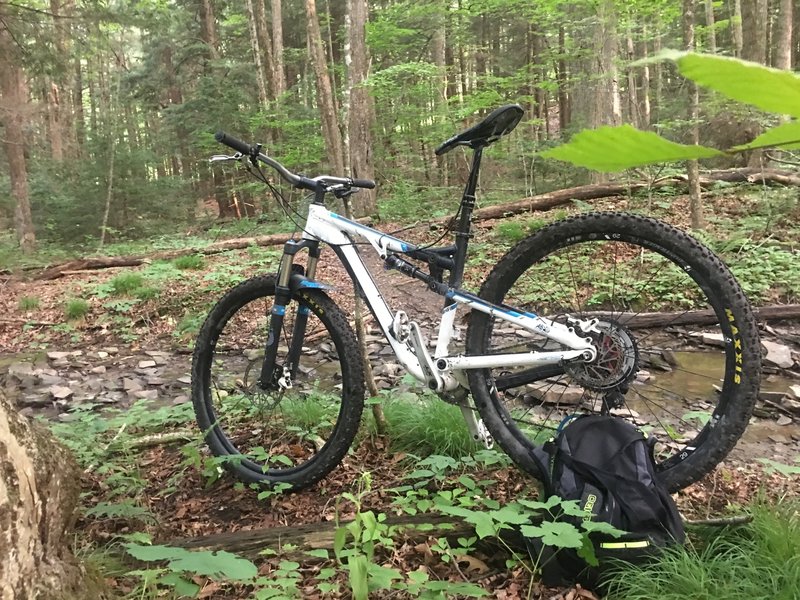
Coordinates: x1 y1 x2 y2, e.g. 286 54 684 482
740 0 768 64
732 0 744 57
0 391 94 599
683 0 704 229
199 0 219 60
245 0 270 109
306 0 346 176
774 0 793 70
271 0 286 97
346 0 376 215
704 0 717 52
0 12 36 253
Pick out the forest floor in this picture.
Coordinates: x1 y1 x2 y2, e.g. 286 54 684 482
1 188 799 598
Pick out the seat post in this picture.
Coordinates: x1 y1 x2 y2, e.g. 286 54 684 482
448 144 484 289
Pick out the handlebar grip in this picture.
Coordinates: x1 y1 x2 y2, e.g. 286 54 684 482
351 178 376 189
215 131 255 156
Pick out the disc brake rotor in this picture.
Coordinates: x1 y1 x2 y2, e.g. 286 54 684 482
564 320 639 391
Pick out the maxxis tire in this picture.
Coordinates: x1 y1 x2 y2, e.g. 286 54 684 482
466 212 760 492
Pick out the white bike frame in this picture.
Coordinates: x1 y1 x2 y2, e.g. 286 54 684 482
300 203 598 397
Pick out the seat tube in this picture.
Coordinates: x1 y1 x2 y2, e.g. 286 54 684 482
449 145 484 290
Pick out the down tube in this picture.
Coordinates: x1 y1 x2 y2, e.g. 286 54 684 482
331 243 427 382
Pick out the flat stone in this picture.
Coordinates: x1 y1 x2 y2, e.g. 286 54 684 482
51 358 69 368
244 349 263 361
789 385 800 400
768 433 790 444
176 375 192 385
47 351 71 360
102 347 119 355
49 385 73 399
21 394 51 407
761 340 794 369
8 362 35 378
123 378 144 392
661 348 679 366
137 360 157 369
90 366 107 374
526 382 584 405
145 350 169 358
37 372 64 386
97 351 109 359
84 378 104 392
776 415 793 426
133 389 158 400
172 394 190 405
146 376 166 386
783 398 800 414
759 391 787 404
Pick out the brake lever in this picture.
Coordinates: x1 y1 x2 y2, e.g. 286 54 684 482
209 153 243 164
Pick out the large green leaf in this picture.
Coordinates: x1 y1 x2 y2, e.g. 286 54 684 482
732 120 800 151
541 125 722 172
676 53 800 118
520 521 584 549
125 544 257 582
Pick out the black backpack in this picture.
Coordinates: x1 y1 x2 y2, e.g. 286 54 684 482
526 415 685 589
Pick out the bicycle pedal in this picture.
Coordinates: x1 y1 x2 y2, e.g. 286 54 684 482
407 321 442 392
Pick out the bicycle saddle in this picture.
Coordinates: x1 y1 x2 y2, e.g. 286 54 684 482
435 104 524 156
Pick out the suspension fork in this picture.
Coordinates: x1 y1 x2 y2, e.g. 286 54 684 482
258 239 321 389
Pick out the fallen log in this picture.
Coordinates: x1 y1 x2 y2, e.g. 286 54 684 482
579 304 800 328
169 512 528 560
35 233 290 281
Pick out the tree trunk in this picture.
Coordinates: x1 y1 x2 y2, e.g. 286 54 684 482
306 0 346 176
625 30 639 128
199 0 219 59
704 0 717 52
740 0 768 64
271 0 286 97
246 0 270 109
557 25 570 132
684 0 704 229
346 0 376 215
591 0 622 182
774 0 793 70
0 16 36 253
0 391 94 599
732 0 744 57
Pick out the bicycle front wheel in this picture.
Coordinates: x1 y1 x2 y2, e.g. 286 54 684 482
192 274 365 490
467 212 760 492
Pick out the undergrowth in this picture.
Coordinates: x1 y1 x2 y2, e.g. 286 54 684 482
604 500 800 600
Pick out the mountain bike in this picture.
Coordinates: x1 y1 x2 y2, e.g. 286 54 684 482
192 105 760 493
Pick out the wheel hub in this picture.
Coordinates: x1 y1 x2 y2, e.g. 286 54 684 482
564 320 639 391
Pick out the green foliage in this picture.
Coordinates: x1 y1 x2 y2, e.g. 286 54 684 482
542 125 722 172
18 295 40 310
382 391 479 458
173 254 205 270
758 456 800 477
546 54 800 172
64 298 90 320
672 52 800 118
603 501 800 599
109 272 145 295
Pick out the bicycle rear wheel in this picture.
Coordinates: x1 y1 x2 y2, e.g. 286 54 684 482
467 212 760 492
192 274 365 490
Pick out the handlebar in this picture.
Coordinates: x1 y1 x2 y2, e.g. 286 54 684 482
214 131 376 192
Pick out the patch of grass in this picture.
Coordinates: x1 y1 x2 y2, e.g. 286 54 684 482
18 296 40 311
173 254 205 270
134 286 161 300
65 298 90 320
109 272 145 296
381 392 479 458
604 501 800 600
495 221 528 244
